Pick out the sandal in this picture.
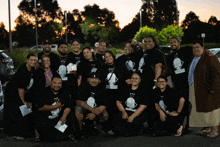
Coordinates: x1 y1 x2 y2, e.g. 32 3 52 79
207 132 218 138
196 127 211 135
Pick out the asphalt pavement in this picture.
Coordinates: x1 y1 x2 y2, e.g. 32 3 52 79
1 127 220 147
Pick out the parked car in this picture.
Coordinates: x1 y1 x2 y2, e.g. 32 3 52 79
208 48 220 62
28 44 58 51
159 45 173 59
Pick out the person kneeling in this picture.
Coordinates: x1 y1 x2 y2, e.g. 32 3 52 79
114 72 148 137
35 76 75 142
75 73 108 138
153 76 185 137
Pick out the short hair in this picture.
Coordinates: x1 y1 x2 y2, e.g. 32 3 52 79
27 53 36 59
170 37 180 42
71 39 80 46
193 41 203 47
131 71 142 79
157 75 168 82
58 41 67 48
98 40 106 45
51 74 61 81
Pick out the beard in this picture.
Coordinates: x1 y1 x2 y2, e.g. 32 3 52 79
58 51 67 56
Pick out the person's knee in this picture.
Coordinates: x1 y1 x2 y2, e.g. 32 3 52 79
100 110 109 123
75 106 84 121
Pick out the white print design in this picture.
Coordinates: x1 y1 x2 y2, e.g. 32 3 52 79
48 102 62 119
27 78 34 90
86 97 97 108
125 60 135 71
173 57 185 74
57 65 67 81
138 54 147 73
159 100 169 114
125 97 137 112
106 72 118 89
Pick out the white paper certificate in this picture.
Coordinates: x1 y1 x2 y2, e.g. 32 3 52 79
67 63 77 73
19 105 32 117
54 120 68 133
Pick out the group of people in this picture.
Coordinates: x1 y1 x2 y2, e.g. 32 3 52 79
3 35 220 142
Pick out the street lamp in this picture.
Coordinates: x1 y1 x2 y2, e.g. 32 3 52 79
175 0 179 39
8 0 12 52
65 11 68 43
140 9 144 28
34 0 38 49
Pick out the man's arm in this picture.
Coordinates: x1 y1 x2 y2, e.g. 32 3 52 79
155 103 166 121
38 99 64 111
128 105 146 123
18 88 30 108
154 63 162 80
116 100 128 119
169 97 185 116
60 108 71 125
76 100 100 115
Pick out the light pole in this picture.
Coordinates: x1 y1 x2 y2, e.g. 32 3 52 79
140 9 143 28
34 0 38 48
175 0 179 39
65 11 68 43
8 0 12 52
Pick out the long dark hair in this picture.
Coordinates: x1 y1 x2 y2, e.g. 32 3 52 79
104 51 116 65
82 47 96 62
145 35 160 50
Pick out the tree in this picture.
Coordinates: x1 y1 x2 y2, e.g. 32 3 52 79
158 25 184 45
208 16 218 25
133 26 158 42
80 4 120 44
0 22 9 49
181 11 200 30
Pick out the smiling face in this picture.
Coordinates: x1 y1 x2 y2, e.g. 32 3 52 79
97 42 107 54
71 41 80 53
88 77 100 87
83 48 93 61
157 78 167 90
193 43 204 57
42 56 51 69
50 77 62 93
169 38 180 50
124 43 133 55
27 56 36 68
144 37 155 50
104 52 114 65
131 73 141 86
42 43 52 53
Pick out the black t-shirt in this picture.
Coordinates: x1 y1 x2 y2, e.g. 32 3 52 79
6 63 35 104
166 47 193 83
67 52 83 66
77 60 102 84
95 53 105 65
100 63 129 90
36 87 74 121
116 53 137 77
134 49 165 87
118 85 148 112
77 83 108 108
154 86 182 114
37 52 59 70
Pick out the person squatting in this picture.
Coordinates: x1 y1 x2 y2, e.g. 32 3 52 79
3 36 220 142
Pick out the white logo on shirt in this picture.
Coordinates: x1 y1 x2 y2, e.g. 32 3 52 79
106 68 118 89
86 92 97 108
27 78 34 90
159 99 169 114
57 65 67 81
138 54 147 73
48 102 62 119
173 57 185 74
125 60 135 71
125 93 137 112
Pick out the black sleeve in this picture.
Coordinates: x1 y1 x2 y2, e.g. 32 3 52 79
152 50 165 65
16 66 30 89
77 62 84 77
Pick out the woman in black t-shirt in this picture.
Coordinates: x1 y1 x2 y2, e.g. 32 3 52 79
100 51 130 132
114 72 148 137
77 47 102 86
116 41 137 84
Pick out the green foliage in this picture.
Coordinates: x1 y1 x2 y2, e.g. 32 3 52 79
180 43 220 49
158 25 184 45
81 42 91 49
111 48 117 56
133 26 158 42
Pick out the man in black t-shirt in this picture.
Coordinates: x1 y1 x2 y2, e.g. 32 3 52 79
35 76 75 142
37 39 59 70
75 73 108 137
95 41 107 65
154 76 185 136
54 42 78 97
